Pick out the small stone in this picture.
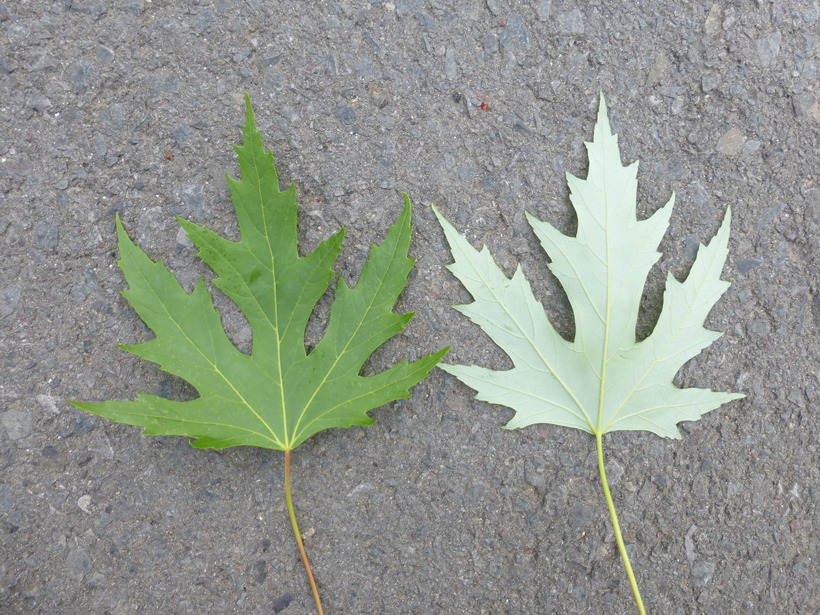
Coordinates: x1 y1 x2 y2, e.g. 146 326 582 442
178 184 206 220
414 12 438 30
773 240 788 267
70 268 99 300
90 430 114 460
444 48 457 81
333 106 356 125
684 235 700 261
232 47 251 63
193 9 216 32
648 53 670 85
0 285 21 318
7 25 29 41
146 71 180 97
137 206 165 247
787 389 806 408
486 0 502 16
716 127 745 156
536 0 551 21
59 414 95 438
806 100 820 123
2 409 32 440
737 258 762 274
604 459 624 486
499 15 529 49
271 593 294 614
36 394 60 415
87 572 107 590
67 548 93 583
523 463 546 491
568 503 595 528
692 560 716 586
97 44 115 62
363 31 383 54
0 54 17 73
756 202 785 230
249 560 267 584
791 557 811 577
67 2 106 18
701 72 720 92
103 104 126 128
68 59 96 93
6 156 32 180
557 9 584 34
176 226 193 248
173 124 195 148
30 53 57 71
793 93 818 118
77 495 93 514
482 33 499 54
704 4 722 36
464 482 489 507
741 139 762 155
26 94 52 111
748 317 771 337
259 53 283 67
756 31 781 66
35 221 59 249
692 473 709 500
458 167 478 181
92 134 108 160
369 84 391 109
685 524 697 562
512 493 534 513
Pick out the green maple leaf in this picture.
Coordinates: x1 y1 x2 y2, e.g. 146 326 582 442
434 94 743 613
73 96 446 452
72 95 446 614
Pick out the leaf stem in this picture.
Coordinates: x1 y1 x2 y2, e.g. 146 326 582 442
284 449 325 615
595 433 646 615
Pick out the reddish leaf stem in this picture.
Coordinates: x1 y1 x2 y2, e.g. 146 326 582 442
284 449 325 615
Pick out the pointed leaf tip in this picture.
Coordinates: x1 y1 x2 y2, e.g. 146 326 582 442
244 92 256 122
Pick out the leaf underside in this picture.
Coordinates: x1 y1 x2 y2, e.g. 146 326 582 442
73 95 447 451
435 94 743 439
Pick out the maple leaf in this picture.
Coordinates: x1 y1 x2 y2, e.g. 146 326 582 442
434 94 743 613
73 96 446 452
72 95 446 614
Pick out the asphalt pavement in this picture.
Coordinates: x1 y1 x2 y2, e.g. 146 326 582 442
1 1 817 613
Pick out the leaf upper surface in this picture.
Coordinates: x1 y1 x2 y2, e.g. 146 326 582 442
435 95 743 438
73 95 447 451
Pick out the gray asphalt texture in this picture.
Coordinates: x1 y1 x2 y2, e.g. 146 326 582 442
1 1 818 614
